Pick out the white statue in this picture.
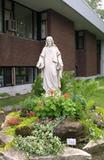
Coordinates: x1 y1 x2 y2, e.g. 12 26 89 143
36 36 63 96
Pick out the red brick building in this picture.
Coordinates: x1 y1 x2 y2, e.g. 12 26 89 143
0 0 104 90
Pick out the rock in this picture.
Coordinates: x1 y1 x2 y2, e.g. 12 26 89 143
2 149 27 160
30 147 92 160
83 139 104 160
0 147 92 160
93 113 104 128
53 118 86 143
0 129 14 144
0 153 12 160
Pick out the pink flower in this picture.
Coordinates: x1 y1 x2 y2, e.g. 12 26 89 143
6 118 21 126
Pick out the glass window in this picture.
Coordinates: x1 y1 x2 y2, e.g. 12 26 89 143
76 31 84 49
0 68 4 87
14 3 32 39
33 12 37 40
4 67 12 86
0 0 3 32
16 67 35 85
0 67 12 87
41 12 47 39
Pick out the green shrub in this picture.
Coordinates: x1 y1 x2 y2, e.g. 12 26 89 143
20 96 35 111
61 72 98 101
31 74 44 97
61 71 75 94
33 95 85 120
13 123 64 156
81 119 104 140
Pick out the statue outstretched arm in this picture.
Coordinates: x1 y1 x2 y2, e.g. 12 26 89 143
36 48 45 69
36 56 44 69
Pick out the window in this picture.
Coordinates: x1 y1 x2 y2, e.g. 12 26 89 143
33 12 37 40
14 3 32 39
0 67 12 87
41 12 47 39
4 0 14 33
0 68 4 87
0 0 3 32
76 31 84 49
16 67 35 85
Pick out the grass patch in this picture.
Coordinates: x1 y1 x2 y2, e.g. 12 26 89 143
91 77 104 107
0 94 30 108
0 92 10 97
92 89 104 107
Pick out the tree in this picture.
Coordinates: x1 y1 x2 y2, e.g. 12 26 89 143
86 0 102 10
85 0 104 19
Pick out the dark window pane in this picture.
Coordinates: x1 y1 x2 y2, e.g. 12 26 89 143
33 12 37 40
14 3 32 39
0 68 4 87
76 31 84 49
41 12 47 39
4 67 12 86
0 67 12 87
16 67 35 85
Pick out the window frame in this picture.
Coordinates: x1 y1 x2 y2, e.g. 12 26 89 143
76 31 85 49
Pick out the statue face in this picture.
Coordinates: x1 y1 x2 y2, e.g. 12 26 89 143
47 38 53 47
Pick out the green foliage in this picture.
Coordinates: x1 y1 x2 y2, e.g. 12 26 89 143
33 95 83 120
31 74 44 97
0 92 10 97
17 117 37 128
20 96 35 111
5 126 16 136
6 111 21 119
85 0 102 10
61 71 75 94
85 0 104 19
61 71 98 100
81 119 104 140
12 123 64 156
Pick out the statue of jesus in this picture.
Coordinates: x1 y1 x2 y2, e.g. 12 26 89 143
36 36 63 96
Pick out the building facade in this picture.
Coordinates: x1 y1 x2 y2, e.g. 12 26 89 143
0 0 104 90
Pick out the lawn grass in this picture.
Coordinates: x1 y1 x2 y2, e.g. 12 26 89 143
0 94 30 108
91 77 104 107
92 89 104 107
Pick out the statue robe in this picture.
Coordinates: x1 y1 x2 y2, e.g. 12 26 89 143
36 46 63 94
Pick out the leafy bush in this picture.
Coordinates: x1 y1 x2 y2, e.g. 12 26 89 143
13 123 64 156
31 74 44 97
20 97 35 112
61 71 98 100
33 95 85 120
61 71 75 94
81 119 104 140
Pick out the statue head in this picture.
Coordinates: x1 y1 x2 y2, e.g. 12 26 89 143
45 36 55 47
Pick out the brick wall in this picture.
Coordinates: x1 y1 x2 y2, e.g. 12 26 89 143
0 33 44 66
85 31 97 76
76 31 97 76
48 10 75 71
